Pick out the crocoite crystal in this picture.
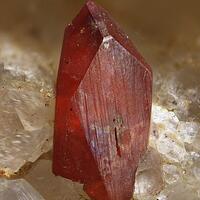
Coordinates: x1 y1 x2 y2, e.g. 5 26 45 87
53 1 152 200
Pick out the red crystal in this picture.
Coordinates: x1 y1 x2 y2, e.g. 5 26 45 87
53 1 152 200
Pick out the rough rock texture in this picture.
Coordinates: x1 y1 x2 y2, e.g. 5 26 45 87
0 34 54 176
53 1 152 200
0 178 45 200
134 75 200 200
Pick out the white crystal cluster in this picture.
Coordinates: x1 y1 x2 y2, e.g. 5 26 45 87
0 34 54 176
134 75 200 200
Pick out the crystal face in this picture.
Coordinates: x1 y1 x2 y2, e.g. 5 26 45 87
0 179 45 200
53 1 152 200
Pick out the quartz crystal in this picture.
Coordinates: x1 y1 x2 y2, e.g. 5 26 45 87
134 74 200 200
134 148 163 198
0 34 54 176
53 1 152 200
134 103 200 200
0 178 44 200
25 159 89 200
157 181 199 200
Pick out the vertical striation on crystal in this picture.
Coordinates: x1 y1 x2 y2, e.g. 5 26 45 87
53 1 152 200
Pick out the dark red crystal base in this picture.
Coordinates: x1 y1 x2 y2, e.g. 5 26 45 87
53 1 152 200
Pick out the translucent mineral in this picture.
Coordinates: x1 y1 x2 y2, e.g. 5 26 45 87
151 105 199 163
162 164 181 184
134 85 200 199
134 148 163 199
0 178 44 200
157 181 199 200
24 159 90 200
153 75 190 119
0 34 54 176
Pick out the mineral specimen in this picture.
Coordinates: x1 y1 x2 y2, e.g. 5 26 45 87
53 1 152 200
0 179 44 200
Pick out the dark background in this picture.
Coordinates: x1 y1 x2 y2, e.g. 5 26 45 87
1 0 200 81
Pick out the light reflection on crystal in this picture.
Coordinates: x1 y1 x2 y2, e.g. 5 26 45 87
134 148 163 198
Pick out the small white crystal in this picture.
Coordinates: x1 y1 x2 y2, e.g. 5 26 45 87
135 169 163 196
152 105 179 130
134 148 163 198
151 105 188 162
157 181 199 200
153 75 190 118
162 164 180 184
156 133 187 162
0 178 44 200
177 122 199 144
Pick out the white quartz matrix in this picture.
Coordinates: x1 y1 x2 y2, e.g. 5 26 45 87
0 34 54 176
134 75 200 200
